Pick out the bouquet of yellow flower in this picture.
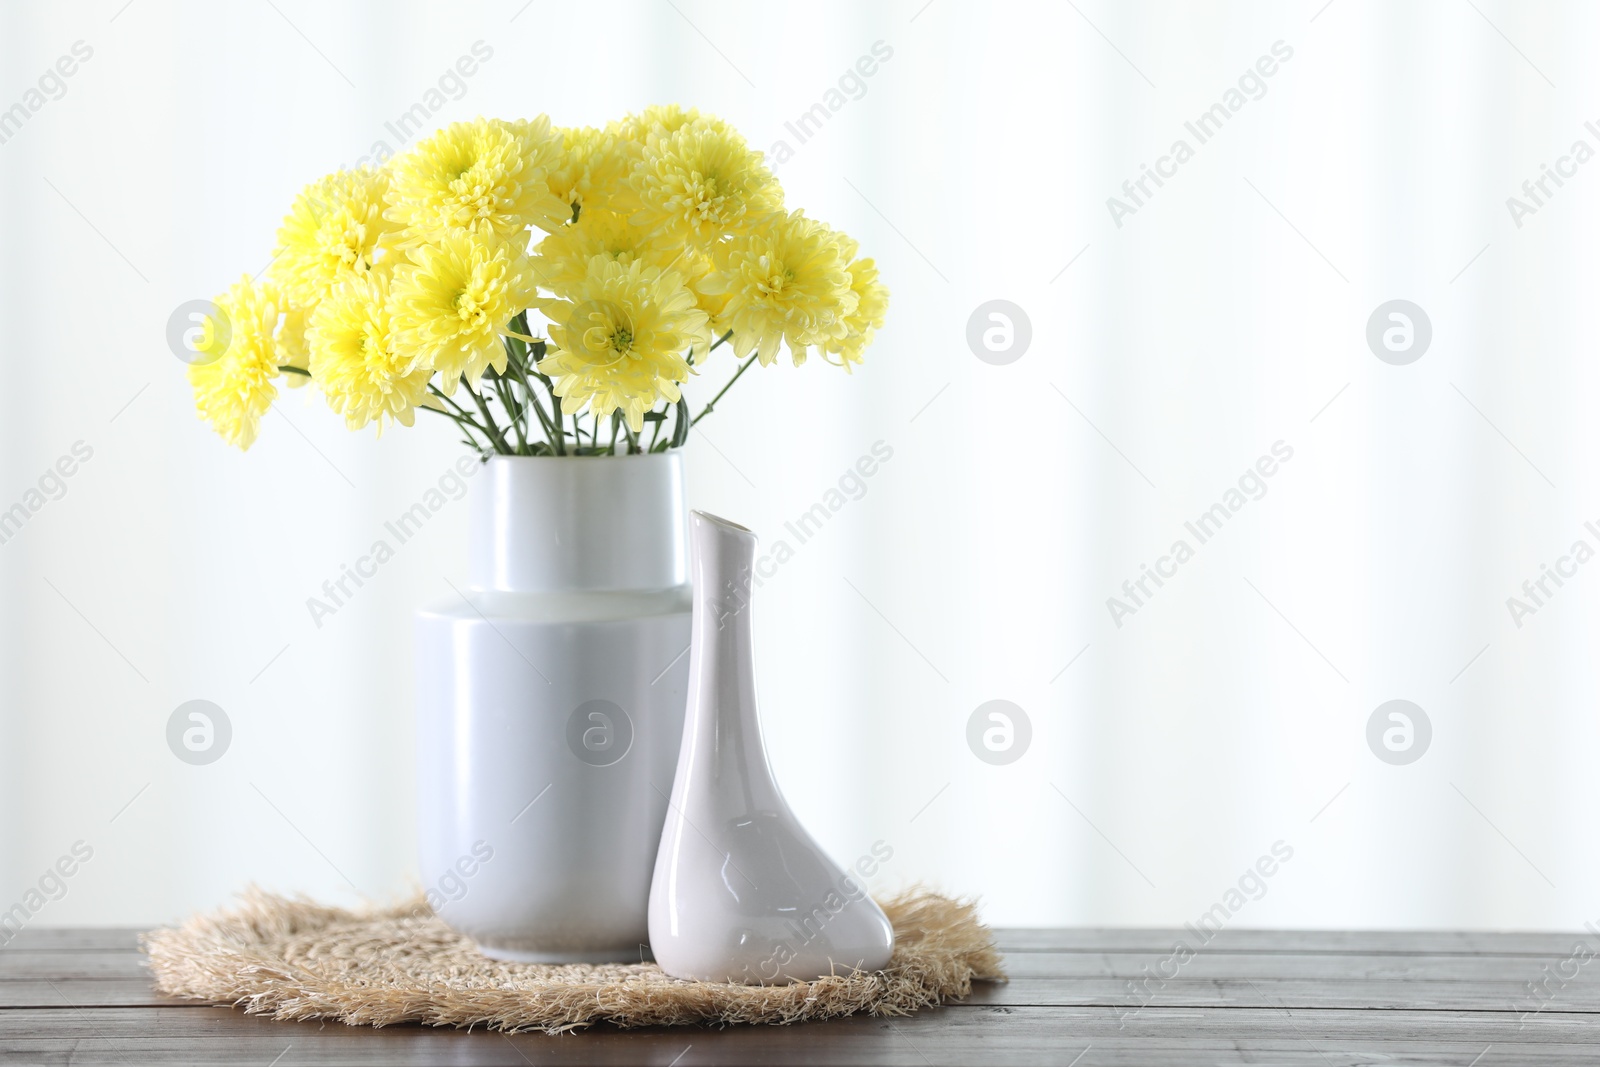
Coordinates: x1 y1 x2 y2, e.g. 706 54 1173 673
186 106 888 456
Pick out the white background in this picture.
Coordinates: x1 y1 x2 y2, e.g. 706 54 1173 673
2 0 1596 932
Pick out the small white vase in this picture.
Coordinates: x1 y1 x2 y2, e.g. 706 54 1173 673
648 511 895 984
416 454 691 962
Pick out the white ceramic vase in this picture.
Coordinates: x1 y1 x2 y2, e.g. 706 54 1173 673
648 511 895 984
416 454 691 962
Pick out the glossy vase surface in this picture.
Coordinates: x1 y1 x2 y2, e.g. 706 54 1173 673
416 454 691 962
648 511 895 983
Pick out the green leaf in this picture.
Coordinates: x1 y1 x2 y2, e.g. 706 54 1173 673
669 395 691 449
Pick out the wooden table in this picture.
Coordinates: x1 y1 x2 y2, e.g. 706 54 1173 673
3 925 1596 1064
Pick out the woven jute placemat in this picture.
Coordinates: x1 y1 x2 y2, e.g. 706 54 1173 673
143 888 1005 1033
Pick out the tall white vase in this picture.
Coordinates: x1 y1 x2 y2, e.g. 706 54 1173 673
648 511 895 983
416 454 691 962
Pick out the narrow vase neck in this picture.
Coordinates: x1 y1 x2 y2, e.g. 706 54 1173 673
684 511 775 799
468 454 687 593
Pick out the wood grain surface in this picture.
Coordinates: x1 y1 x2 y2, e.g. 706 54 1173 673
3 926 1597 1064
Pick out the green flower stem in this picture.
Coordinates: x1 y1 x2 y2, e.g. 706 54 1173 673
276 364 311 376
429 384 470 419
516 337 566 456
499 335 535 453
496 376 528 453
427 384 493 435
670 395 691 448
505 348 557 450
418 403 493 454
550 392 566 456
524 382 558 448
501 315 561 454
692 353 756 428
467 386 512 453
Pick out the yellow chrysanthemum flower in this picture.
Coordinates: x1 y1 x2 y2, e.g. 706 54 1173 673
188 275 292 450
546 126 634 218
390 231 539 394
608 104 723 147
269 166 399 307
188 109 885 454
677 247 730 333
308 268 432 432
824 235 889 372
277 304 313 387
532 208 694 290
698 211 858 366
538 255 710 432
626 119 783 244
386 117 568 246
